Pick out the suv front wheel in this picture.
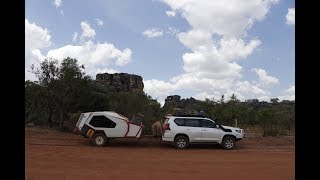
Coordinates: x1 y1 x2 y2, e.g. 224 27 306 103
174 135 189 149
222 136 236 150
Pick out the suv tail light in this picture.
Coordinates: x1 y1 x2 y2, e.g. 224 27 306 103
164 123 170 130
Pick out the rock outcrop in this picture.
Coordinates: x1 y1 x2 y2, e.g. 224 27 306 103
164 95 197 108
95 73 144 92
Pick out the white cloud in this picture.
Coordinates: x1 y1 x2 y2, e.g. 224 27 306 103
96 19 104 26
234 81 268 97
165 10 176 17
45 40 132 77
96 68 118 74
43 40 131 79
25 19 52 81
193 92 223 101
142 28 163 38
252 68 279 86
72 32 78 42
278 85 295 101
257 96 271 102
144 0 279 103
144 79 175 98
25 19 132 81
54 0 62 8
278 94 295 101
285 85 295 94
25 19 51 52
163 0 279 37
53 0 63 15
166 27 180 36
80 21 96 41
180 37 260 80
286 8 295 25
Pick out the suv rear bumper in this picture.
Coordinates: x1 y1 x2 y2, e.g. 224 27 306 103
162 131 174 142
162 136 174 142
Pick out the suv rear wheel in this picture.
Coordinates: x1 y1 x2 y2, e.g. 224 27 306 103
92 133 107 147
174 135 189 149
222 136 236 150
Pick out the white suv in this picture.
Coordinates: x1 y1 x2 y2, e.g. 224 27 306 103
162 115 245 149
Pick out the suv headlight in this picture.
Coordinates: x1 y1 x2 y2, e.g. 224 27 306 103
235 129 242 133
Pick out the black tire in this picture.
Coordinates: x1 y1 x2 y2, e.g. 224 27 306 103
222 136 236 150
91 133 107 147
174 135 189 149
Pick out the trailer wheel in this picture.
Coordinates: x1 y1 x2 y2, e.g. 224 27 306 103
92 133 107 147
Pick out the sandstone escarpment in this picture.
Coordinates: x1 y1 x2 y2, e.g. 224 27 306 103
95 73 144 92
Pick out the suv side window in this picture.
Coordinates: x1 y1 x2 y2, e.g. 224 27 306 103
186 119 200 127
201 119 216 128
89 115 116 128
174 118 186 126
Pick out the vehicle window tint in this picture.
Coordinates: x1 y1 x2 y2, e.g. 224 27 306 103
186 119 200 127
174 118 186 126
201 119 216 128
89 115 116 128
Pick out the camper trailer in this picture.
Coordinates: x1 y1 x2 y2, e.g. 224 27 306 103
75 111 144 146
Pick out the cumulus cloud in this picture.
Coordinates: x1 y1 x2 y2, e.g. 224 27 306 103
252 68 279 86
163 0 279 37
234 81 268 98
165 10 176 17
25 19 52 80
96 67 118 74
25 19 132 80
80 21 96 41
72 32 78 42
144 79 175 98
193 92 222 101
278 85 295 101
53 0 63 15
144 0 279 103
286 8 295 25
31 41 132 79
96 18 104 26
54 0 62 8
46 40 132 77
142 28 163 38
285 85 295 94
166 27 180 36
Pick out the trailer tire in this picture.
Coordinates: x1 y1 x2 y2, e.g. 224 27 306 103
91 133 107 147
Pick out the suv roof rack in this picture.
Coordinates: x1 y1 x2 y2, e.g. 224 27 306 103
172 114 207 118
169 108 208 118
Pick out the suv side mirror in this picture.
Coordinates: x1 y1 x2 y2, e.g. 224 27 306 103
216 125 219 128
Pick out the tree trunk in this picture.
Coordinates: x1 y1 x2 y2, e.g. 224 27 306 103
59 108 63 129
47 108 53 128
47 89 53 128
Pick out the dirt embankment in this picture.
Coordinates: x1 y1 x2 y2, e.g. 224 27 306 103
25 127 295 180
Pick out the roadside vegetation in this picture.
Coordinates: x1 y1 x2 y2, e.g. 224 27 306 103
25 58 295 136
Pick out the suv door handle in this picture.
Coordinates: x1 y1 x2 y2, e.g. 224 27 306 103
186 129 191 130
202 129 207 131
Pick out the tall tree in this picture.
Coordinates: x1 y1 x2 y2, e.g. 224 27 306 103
32 59 59 127
55 57 88 128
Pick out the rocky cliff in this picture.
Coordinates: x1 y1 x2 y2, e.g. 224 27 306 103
95 73 144 92
164 95 196 108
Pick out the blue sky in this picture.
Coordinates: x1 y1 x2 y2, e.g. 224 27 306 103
25 0 295 105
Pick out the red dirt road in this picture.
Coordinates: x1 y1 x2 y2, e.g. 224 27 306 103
25 127 295 180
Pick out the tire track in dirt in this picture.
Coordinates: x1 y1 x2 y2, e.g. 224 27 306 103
25 127 295 180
